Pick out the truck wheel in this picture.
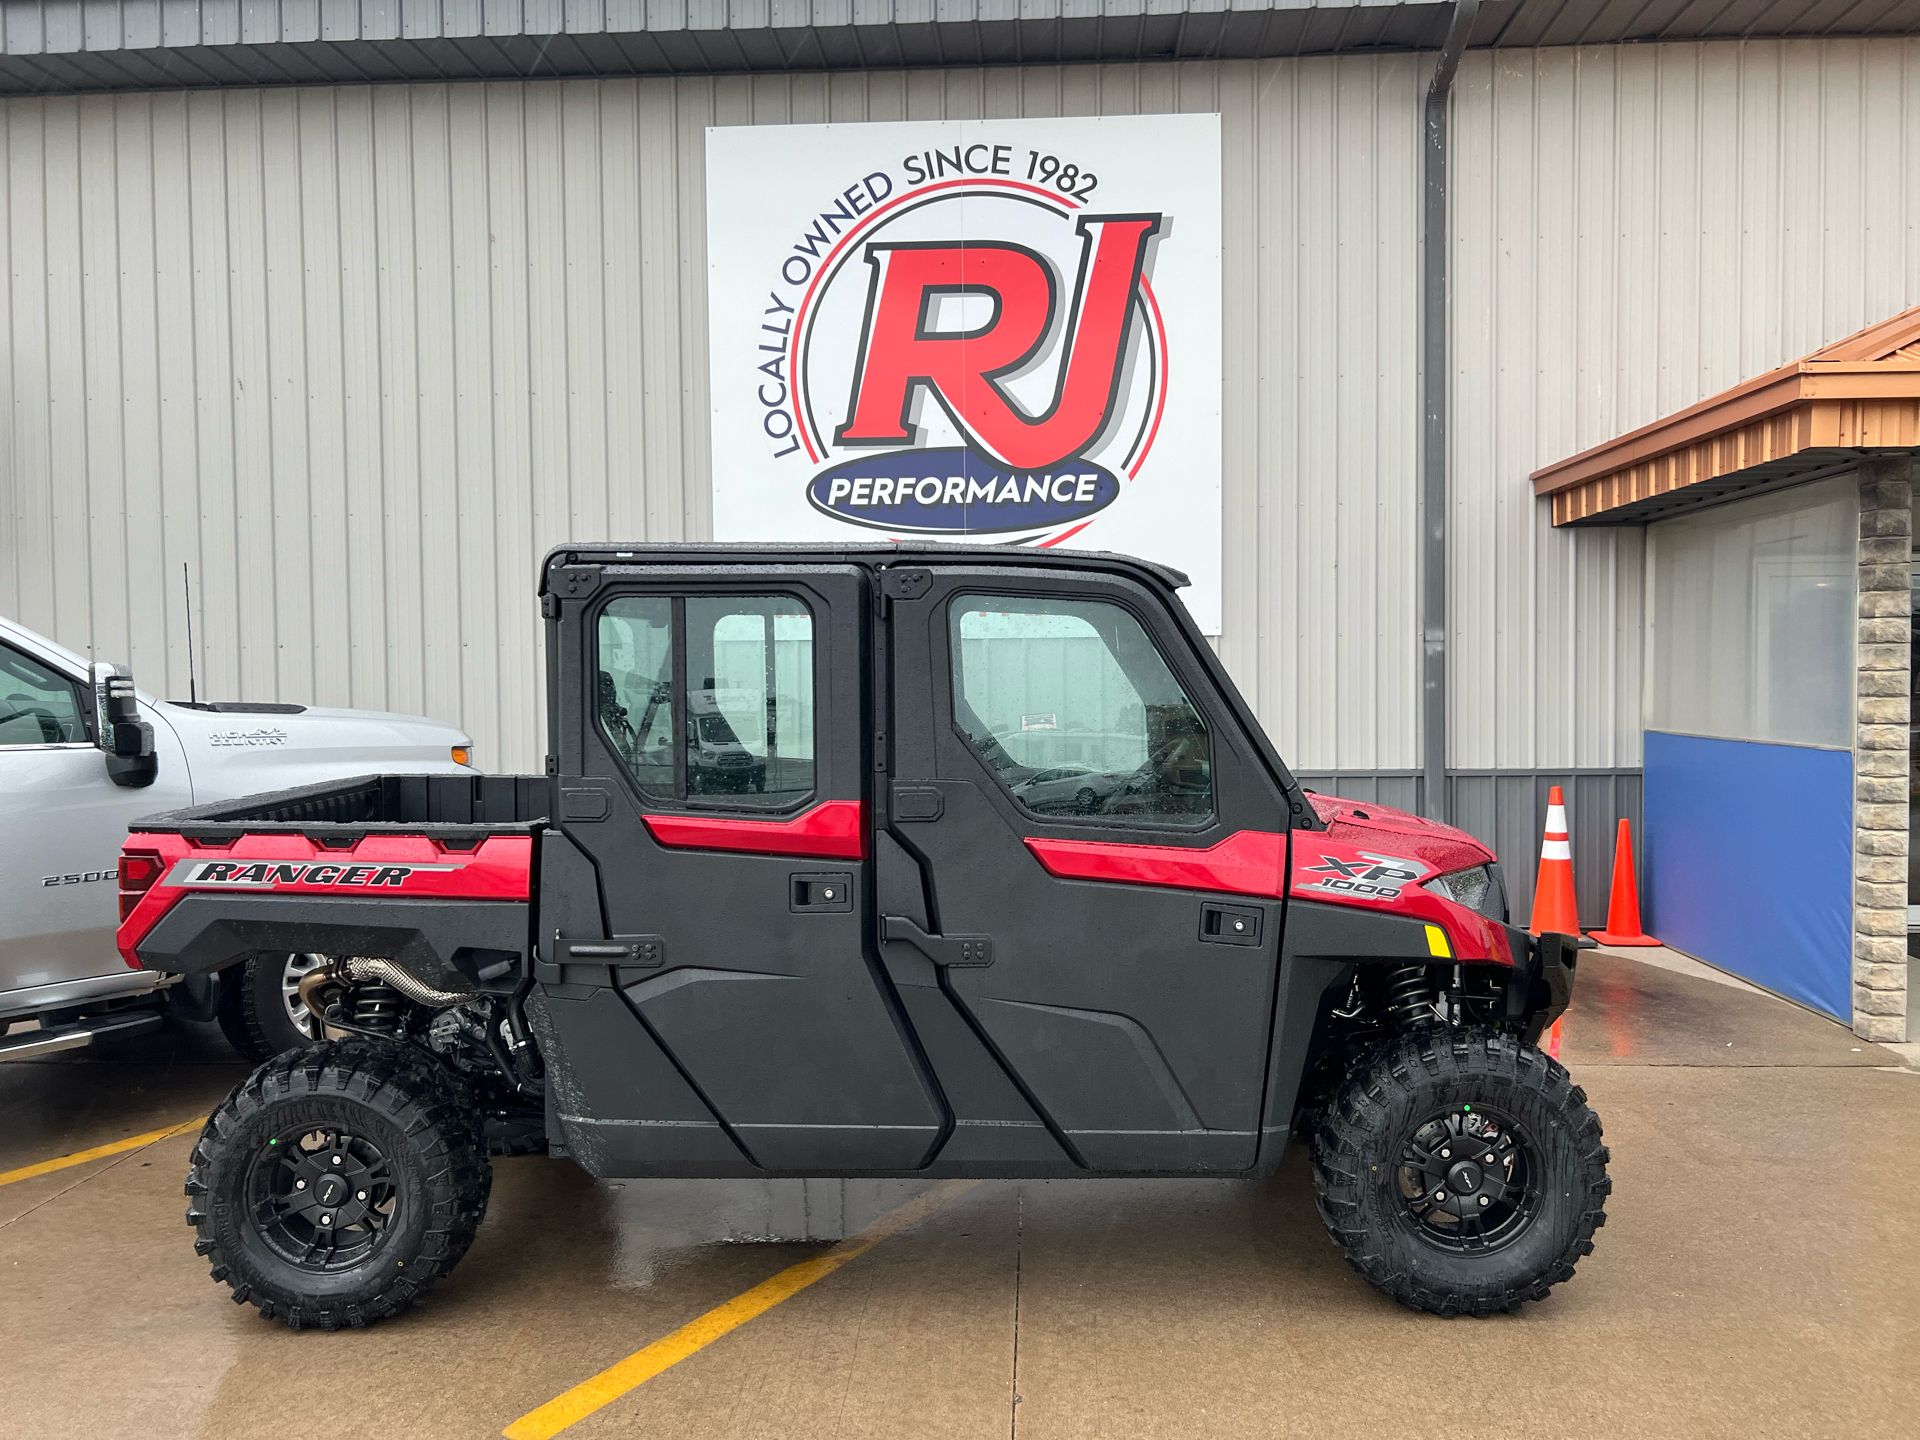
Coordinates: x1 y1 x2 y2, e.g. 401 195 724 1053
1311 1029 1609 1316
184 1039 492 1330
215 953 325 1061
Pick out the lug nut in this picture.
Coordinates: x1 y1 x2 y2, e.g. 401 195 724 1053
1478 1197 1490 1207
357 1190 367 1201
1435 1190 1446 1201
1484 1154 1495 1164
1440 1148 1451 1159
295 1179 307 1190
331 1156 343 1166
320 1213 332 1225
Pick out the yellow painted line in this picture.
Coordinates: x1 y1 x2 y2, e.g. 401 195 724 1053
504 1178 978 1440
0 1118 201 1189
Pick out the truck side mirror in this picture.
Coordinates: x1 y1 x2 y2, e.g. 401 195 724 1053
90 661 158 788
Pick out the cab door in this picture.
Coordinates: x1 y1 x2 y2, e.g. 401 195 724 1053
553 562 943 1173
881 564 1291 1173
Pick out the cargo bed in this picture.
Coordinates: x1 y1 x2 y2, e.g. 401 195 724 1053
129 773 548 843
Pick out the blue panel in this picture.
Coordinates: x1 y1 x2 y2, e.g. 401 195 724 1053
1643 731 1854 1020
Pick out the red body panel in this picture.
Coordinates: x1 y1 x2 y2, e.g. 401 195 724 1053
1024 793 1512 965
1024 830 1285 899
641 799 867 860
1304 791 1492 876
116 831 534 969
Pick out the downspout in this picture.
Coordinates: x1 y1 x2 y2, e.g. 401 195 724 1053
1420 0 1479 821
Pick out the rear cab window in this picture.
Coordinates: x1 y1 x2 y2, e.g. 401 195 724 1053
596 594 816 810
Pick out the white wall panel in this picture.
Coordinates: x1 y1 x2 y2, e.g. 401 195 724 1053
1450 37 1920 769
0 57 1424 774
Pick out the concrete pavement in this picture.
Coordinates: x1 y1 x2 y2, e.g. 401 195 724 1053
2 950 1916 1440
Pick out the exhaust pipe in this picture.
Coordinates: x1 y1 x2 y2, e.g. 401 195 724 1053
298 955 477 1021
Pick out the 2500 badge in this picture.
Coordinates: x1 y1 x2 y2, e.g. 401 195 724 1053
41 866 121 887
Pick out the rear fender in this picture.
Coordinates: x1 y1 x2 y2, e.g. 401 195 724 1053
130 894 530 994
117 831 534 990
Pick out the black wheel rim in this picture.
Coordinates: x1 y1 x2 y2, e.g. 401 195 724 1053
1393 1103 1540 1254
247 1124 399 1271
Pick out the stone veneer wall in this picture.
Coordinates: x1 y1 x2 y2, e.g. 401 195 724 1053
1853 460 1911 1043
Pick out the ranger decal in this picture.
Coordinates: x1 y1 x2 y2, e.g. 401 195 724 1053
165 859 459 889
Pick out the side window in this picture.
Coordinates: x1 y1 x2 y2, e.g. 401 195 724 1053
949 594 1212 824
687 597 815 808
596 594 816 810
0 643 88 746
597 598 676 796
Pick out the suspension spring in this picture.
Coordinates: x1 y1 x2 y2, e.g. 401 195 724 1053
1385 965 1433 1028
346 980 404 1033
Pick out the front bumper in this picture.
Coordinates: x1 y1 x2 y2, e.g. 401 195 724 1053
1503 925 1584 1044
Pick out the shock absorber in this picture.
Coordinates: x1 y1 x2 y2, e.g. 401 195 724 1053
346 980 404 1033
1385 965 1433 1028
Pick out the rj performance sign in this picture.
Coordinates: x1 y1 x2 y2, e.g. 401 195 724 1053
705 115 1223 632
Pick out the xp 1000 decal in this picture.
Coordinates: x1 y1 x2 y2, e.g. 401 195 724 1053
707 116 1224 631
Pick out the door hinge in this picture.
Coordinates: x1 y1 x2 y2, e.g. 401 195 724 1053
880 567 932 601
540 593 561 620
881 914 992 968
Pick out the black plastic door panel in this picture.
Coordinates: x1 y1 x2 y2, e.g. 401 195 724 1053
567 564 942 1172
882 566 1289 1173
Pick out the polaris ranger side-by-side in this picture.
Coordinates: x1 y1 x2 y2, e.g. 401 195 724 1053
117 544 1608 1328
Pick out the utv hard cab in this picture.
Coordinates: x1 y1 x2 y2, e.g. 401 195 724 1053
118 544 1608 1328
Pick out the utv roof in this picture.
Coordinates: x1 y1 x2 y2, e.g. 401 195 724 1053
539 542 1190 595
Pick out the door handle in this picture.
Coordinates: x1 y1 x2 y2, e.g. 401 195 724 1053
790 872 853 912
1199 902 1262 947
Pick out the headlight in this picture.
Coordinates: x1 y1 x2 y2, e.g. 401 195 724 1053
1426 863 1502 920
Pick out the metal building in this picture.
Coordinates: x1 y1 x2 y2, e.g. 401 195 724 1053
3 1 1919 1031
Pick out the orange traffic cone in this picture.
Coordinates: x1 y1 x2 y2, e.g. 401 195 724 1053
1527 785 1581 936
1588 818 1658 947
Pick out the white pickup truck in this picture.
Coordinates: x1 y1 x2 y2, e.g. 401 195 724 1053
0 615 476 1061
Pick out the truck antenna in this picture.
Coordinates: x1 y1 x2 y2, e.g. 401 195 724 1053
183 563 200 706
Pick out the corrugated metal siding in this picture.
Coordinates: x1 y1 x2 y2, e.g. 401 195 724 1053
0 57 1425 775
8 40 1914 788
0 1 1458 93
9 1 1920 99
1447 37 1920 770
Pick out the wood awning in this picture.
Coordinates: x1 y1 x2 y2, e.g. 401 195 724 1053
1532 306 1920 525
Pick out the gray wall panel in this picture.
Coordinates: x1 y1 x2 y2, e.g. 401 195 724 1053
1 40 1912 848
0 56 1425 777
1448 39 1920 771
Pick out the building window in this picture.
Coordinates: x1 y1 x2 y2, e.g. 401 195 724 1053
1646 475 1857 748
596 594 816 809
949 594 1211 824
